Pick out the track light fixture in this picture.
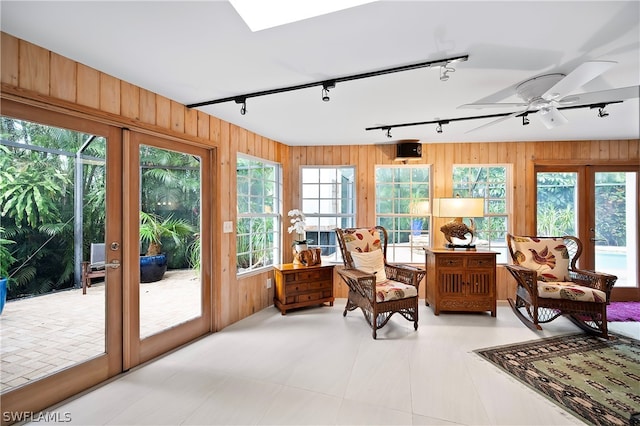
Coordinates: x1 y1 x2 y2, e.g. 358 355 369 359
187 55 469 110
321 80 335 102
522 114 530 125
440 62 456 81
235 97 247 115
598 106 609 118
366 101 624 135
385 127 392 138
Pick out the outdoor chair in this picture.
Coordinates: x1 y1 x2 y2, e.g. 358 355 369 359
505 234 617 339
81 243 106 294
335 226 426 339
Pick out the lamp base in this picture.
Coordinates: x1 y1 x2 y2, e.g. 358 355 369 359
444 243 477 251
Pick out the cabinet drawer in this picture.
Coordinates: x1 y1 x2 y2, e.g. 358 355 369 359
286 283 309 293
296 292 323 303
467 257 495 267
309 280 332 291
437 257 464 267
294 269 332 281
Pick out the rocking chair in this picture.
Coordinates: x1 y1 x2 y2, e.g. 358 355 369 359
335 226 426 339
505 234 617 339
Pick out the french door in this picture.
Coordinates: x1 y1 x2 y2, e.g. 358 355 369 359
123 131 212 369
0 101 213 420
535 164 639 300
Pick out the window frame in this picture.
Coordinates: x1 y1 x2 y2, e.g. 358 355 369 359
236 154 282 275
374 164 431 263
451 164 511 263
300 165 356 263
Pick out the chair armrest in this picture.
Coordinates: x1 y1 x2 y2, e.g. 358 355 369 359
504 264 538 296
569 268 618 299
385 264 425 288
337 268 377 301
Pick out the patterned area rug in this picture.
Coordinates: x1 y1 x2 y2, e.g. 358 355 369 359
475 333 640 426
608 302 640 322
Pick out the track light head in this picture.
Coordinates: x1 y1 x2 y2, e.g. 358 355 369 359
440 63 456 81
522 114 530 125
385 127 392 138
436 123 443 133
322 80 336 102
235 97 247 115
598 106 609 118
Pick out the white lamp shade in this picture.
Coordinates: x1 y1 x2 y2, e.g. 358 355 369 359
432 197 484 218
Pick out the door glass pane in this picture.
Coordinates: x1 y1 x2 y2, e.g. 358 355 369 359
0 117 106 393
594 172 638 287
536 172 578 236
139 145 201 339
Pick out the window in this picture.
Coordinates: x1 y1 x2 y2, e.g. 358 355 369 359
375 166 430 263
452 165 510 263
301 166 355 262
236 155 281 274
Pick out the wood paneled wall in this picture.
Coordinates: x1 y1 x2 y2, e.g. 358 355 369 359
291 140 639 300
2 32 639 324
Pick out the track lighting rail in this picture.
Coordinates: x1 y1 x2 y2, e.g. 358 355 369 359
365 101 623 133
186 54 469 109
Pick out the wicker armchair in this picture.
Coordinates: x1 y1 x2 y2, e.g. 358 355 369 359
505 234 617 339
335 226 426 339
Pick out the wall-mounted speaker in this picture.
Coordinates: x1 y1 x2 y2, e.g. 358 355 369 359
396 141 422 159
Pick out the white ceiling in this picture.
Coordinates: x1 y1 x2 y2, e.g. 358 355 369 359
2 1 639 146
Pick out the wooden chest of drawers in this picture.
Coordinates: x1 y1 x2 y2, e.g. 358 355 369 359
425 249 497 316
273 263 334 315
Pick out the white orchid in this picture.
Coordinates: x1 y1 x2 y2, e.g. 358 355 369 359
287 209 307 244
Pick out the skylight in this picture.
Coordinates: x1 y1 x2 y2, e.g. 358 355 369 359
229 0 375 32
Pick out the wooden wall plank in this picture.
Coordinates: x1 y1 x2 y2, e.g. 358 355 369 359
50 53 76 102
170 100 185 134
155 95 171 129
139 88 156 125
99 73 120 115
1 33 19 86
19 40 49 95
184 105 198 137
120 81 140 121
77 64 100 109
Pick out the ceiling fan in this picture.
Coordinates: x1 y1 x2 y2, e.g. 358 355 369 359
459 61 640 132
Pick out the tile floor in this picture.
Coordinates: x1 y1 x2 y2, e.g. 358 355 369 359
27 299 639 426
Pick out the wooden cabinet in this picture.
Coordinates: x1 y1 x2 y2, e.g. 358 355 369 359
273 263 334 315
424 249 497 316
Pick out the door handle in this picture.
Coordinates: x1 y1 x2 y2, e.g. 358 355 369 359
105 260 121 269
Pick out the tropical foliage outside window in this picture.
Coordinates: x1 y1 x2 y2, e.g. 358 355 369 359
536 172 577 236
375 166 430 263
452 165 509 263
236 155 281 274
301 166 355 262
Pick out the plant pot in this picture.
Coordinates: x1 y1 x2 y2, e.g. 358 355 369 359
0 277 7 315
140 254 168 283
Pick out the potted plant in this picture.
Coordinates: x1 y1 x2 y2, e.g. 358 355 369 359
139 211 195 283
287 209 308 252
0 227 16 314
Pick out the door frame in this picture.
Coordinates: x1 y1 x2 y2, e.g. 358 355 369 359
0 99 123 417
123 130 213 370
533 160 639 300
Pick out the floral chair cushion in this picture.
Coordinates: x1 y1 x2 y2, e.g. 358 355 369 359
343 228 382 253
537 282 606 302
510 236 571 282
350 250 388 283
376 281 417 303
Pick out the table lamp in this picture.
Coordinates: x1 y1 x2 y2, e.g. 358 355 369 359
432 197 484 250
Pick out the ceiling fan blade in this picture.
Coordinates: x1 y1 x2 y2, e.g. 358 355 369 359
458 102 529 110
559 85 640 106
538 107 568 129
542 61 617 101
465 109 528 134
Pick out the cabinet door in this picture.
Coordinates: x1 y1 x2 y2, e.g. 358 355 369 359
466 271 493 297
438 269 465 296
